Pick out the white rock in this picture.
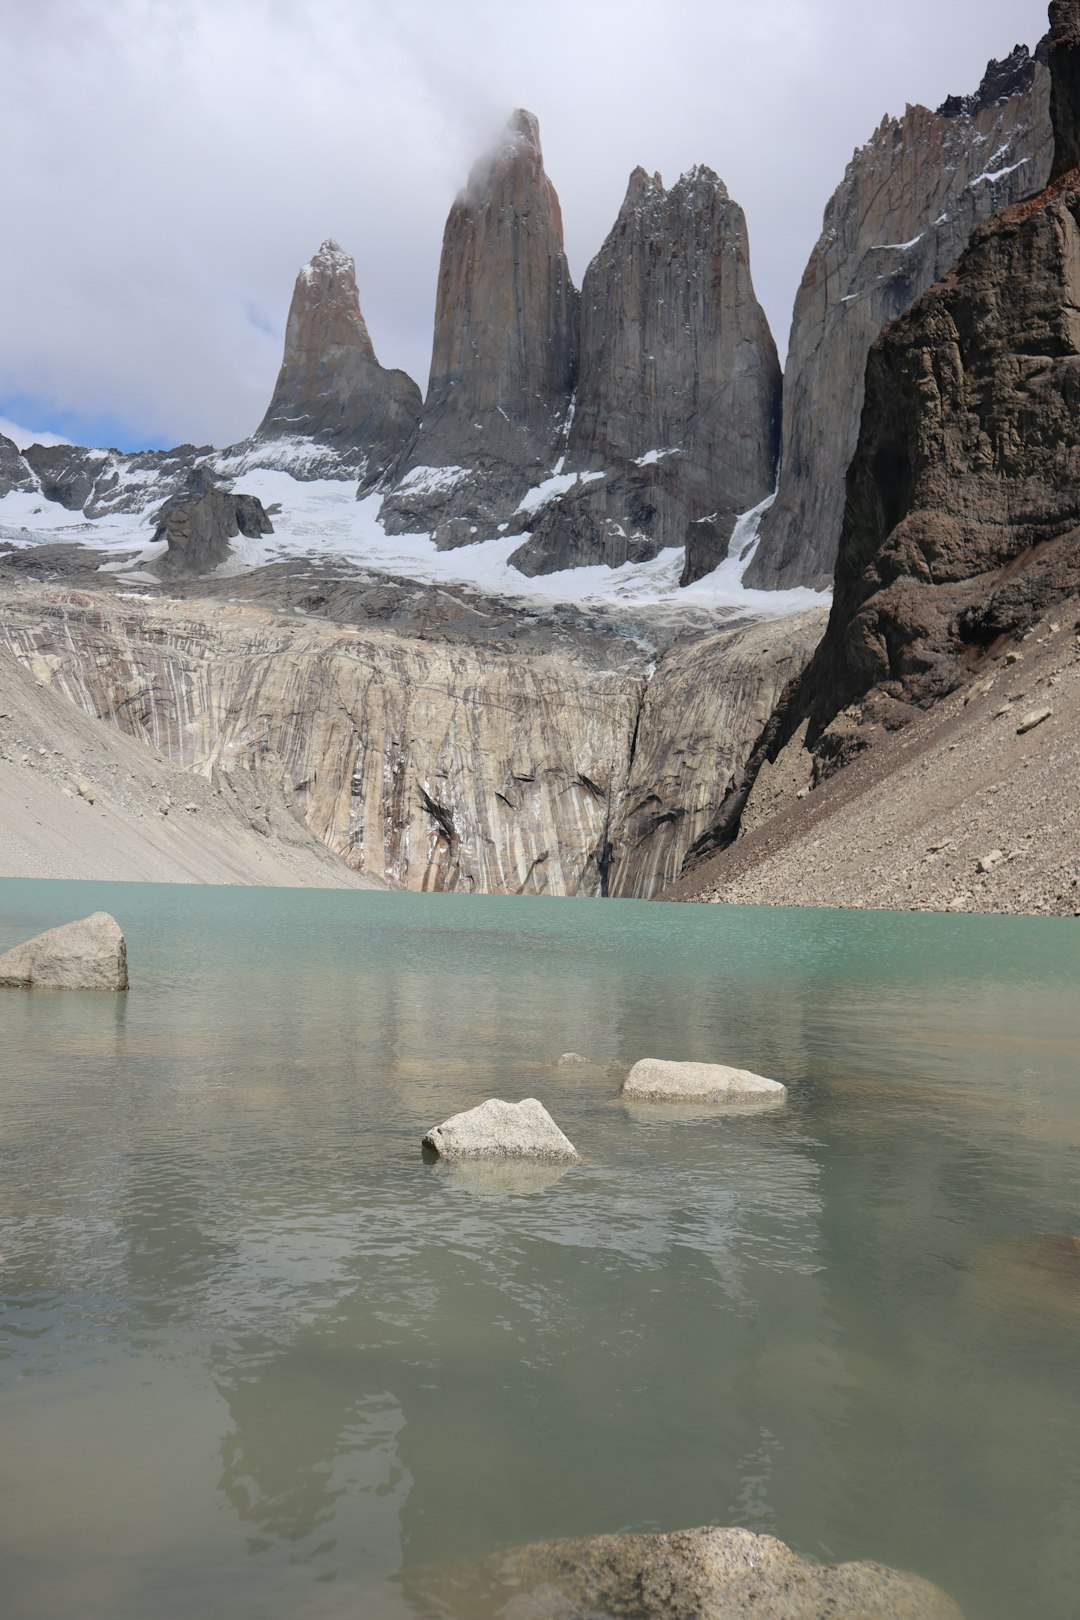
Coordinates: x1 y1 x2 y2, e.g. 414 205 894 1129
556 1051 588 1067
622 1059 787 1104
977 850 1005 873
76 778 95 804
1016 706 1052 735
422 1098 579 1161
0 912 129 991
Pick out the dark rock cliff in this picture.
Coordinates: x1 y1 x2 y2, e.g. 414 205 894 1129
378 110 578 545
743 41 1053 591
152 470 274 578
691 1 1080 862
0 434 38 496
508 166 781 579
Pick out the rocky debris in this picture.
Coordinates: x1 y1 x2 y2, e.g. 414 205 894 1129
422 1526 963 1620
421 1097 579 1162
622 1058 786 1103
250 239 421 480
556 1052 588 1066
0 433 38 496
509 166 780 579
667 610 1080 916
151 469 274 577
379 109 578 541
746 41 1052 590
0 911 128 990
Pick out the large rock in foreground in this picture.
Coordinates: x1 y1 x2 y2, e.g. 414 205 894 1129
622 1058 786 1103
0 912 128 990
420 1526 963 1619
422 1098 579 1162
152 473 274 577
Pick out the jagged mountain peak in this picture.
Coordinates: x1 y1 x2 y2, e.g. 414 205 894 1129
938 41 1046 118
463 106 550 208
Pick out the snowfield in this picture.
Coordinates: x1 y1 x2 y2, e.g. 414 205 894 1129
0 470 823 619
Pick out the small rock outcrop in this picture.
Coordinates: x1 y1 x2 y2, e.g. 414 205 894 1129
151 470 274 577
696 2 1080 858
422 1098 579 1161
622 1058 786 1103
0 433 38 496
744 40 1053 590
0 912 128 990
423 1526 963 1619
379 110 578 542
511 166 781 579
253 239 422 480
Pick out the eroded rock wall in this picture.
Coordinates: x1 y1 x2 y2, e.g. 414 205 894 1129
0 581 823 899
745 43 1053 591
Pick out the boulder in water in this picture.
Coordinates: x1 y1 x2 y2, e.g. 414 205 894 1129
422 1098 579 1162
0 912 128 991
622 1058 786 1104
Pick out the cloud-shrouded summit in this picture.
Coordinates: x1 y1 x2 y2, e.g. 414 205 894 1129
0 0 1050 452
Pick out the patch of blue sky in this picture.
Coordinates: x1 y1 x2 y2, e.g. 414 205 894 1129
0 393 172 454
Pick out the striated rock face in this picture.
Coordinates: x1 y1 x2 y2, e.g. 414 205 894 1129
0 578 823 900
744 42 1053 590
378 109 578 543
151 472 274 577
0 434 38 496
510 166 781 579
252 239 421 479
692 2 1080 861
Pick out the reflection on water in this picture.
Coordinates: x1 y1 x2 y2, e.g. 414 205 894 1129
0 880 1079 1620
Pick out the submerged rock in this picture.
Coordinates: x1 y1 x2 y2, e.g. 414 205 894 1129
418 1525 963 1619
422 1098 579 1162
622 1058 786 1103
556 1052 588 1067
0 912 128 991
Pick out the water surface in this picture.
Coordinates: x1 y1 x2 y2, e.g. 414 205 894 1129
1 880 1078 1619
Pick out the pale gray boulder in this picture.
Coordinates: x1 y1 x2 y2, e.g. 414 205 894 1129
422 1097 579 1162
419 1525 964 1619
623 1058 786 1104
0 912 128 990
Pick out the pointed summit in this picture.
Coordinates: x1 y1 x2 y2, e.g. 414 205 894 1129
254 239 421 478
379 108 578 543
510 163 781 578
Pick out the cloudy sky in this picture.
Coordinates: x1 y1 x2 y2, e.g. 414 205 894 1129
1 0 1049 452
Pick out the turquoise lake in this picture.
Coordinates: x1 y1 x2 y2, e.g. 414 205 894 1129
1 879 1078 1619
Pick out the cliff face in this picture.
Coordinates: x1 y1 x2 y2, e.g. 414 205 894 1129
0 577 822 900
694 2 1080 862
744 43 1053 591
253 239 421 479
509 166 781 579
0 434 38 496
379 110 579 545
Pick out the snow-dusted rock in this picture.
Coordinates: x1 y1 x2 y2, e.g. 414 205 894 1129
0 912 128 991
622 1058 786 1104
422 1097 579 1162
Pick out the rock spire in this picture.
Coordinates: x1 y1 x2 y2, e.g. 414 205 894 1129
378 108 578 544
255 239 421 478
509 164 781 577
1050 1 1080 176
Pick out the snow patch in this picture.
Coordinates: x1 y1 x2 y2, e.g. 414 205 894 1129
633 447 680 466
515 470 604 517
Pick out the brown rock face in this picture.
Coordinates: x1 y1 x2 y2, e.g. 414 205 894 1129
379 109 578 541
255 239 421 478
509 166 781 578
1050 1 1080 175
695 3 1080 858
745 43 1053 590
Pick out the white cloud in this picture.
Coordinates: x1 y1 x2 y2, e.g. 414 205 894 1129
0 0 1051 450
0 416 72 450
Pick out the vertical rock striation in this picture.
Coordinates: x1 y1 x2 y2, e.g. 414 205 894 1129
743 42 1053 591
252 239 421 479
509 166 781 578
378 109 579 545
